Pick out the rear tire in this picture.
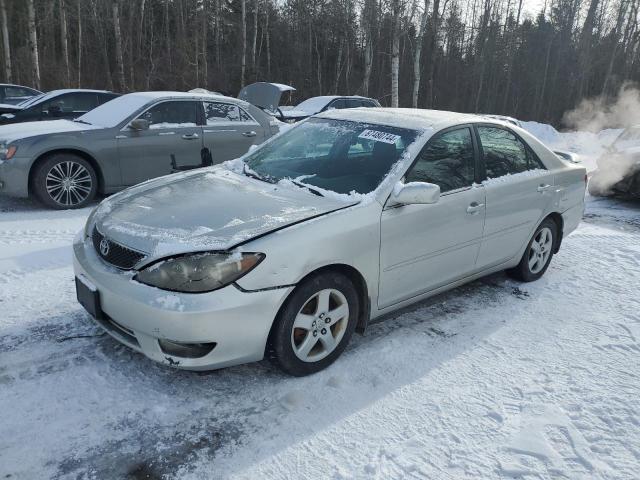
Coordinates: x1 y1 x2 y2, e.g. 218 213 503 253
32 154 97 209
267 272 359 376
507 218 557 282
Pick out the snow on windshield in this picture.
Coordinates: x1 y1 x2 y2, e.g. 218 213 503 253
77 94 151 128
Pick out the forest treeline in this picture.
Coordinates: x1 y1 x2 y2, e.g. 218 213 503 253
0 0 638 126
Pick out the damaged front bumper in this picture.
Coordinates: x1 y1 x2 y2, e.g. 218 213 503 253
72 233 293 370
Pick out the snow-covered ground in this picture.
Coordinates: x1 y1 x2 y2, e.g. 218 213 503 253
1 191 639 479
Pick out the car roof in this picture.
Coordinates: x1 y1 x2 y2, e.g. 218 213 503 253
0 83 41 90
45 89 114 95
317 108 486 131
123 91 250 105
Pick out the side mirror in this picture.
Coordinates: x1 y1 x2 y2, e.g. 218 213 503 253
390 181 440 206
129 118 150 131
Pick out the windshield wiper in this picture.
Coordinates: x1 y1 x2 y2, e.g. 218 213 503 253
73 119 92 125
242 163 272 183
290 179 324 197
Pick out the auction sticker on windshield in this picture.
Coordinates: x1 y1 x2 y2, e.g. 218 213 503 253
358 129 401 144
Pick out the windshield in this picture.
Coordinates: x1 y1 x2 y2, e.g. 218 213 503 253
76 94 151 128
243 118 419 195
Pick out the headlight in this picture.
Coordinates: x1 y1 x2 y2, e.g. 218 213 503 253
134 252 265 293
0 143 17 160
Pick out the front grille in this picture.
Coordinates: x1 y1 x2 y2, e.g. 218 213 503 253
92 227 146 270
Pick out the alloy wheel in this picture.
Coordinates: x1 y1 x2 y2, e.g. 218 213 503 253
45 161 93 206
291 288 350 362
528 226 553 274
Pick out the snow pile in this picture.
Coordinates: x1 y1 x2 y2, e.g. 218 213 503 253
522 121 622 172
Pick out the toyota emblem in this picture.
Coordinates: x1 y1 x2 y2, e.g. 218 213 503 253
99 238 110 256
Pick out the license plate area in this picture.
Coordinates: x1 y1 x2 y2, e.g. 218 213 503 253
75 276 103 320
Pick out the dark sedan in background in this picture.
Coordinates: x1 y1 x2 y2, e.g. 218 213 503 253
0 83 42 105
0 89 119 124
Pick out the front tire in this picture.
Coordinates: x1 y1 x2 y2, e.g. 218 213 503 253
507 218 558 282
32 154 98 209
268 272 359 376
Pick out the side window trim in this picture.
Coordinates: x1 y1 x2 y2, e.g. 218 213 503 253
403 124 480 193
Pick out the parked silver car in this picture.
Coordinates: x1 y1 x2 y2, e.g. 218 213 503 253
73 109 586 375
0 92 280 208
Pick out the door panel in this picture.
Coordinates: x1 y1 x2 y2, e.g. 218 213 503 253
474 125 555 268
117 100 203 186
378 126 485 308
476 173 554 268
201 102 265 164
378 186 486 308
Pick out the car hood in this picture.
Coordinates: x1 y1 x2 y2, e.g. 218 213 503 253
94 168 356 259
0 119 100 142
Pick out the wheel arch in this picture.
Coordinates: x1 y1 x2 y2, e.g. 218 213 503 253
28 148 105 195
544 211 564 253
266 263 371 358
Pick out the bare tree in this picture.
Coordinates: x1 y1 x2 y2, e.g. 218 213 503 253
113 0 126 91
27 0 41 89
60 0 70 88
252 0 258 75
241 0 247 88
0 0 11 82
412 0 430 107
390 0 402 107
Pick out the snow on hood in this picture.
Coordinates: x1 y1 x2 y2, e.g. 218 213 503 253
93 167 355 259
0 119 99 143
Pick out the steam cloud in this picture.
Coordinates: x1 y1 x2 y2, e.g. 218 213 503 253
562 83 640 196
562 83 640 132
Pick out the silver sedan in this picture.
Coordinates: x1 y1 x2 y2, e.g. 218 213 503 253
73 109 586 376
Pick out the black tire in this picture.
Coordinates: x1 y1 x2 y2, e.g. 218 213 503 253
267 272 360 376
32 154 98 209
507 218 558 282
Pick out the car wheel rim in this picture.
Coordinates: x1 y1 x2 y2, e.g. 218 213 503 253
45 161 92 206
528 226 553 274
291 288 349 363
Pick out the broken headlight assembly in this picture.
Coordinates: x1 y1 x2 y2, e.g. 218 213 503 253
134 252 265 293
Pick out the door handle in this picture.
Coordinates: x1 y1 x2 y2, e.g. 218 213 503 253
181 133 199 140
466 202 485 214
537 184 551 192
242 131 257 137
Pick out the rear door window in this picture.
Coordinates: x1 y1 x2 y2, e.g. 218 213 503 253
477 126 542 178
203 102 253 123
406 127 476 193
